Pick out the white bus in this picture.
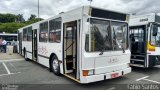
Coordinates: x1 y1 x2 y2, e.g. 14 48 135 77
0 33 17 45
18 6 131 83
129 13 160 68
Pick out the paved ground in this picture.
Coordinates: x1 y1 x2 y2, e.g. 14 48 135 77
0 58 160 90
0 46 23 60
0 53 23 60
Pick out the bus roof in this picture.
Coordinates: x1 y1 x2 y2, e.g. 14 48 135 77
129 13 160 26
18 6 129 30
89 6 128 15
0 33 18 36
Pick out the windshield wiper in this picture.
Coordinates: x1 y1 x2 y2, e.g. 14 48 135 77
99 47 105 55
121 43 125 53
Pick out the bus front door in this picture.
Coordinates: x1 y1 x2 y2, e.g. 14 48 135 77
18 32 22 55
63 21 79 80
32 29 38 61
130 25 147 67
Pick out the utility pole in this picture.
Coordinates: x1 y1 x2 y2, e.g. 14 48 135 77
88 0 92 6
38 0 40 18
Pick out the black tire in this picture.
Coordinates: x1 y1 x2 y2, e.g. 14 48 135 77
24 49 29 61
50 55 61 76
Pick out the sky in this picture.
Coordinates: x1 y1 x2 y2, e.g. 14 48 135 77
0 0 160 20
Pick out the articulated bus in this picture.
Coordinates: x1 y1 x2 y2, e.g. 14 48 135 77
18 6 131 83
129 13 160 68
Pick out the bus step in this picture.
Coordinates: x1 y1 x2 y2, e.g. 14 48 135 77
130 64 144 67
131 59 144 62
131 55 145 60
131 55 145 57
131 59 145 66
66 61 73 63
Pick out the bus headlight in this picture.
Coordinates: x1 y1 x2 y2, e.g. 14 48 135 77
88 70 94 76
83 70 94 76
147 42 155 51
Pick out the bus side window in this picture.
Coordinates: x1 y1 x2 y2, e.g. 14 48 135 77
49 17 62 43
39 21 48 42
27 27 32 41
23 28 27 41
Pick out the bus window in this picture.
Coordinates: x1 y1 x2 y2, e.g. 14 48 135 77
111 21 128 50
150 24 160 46
49 18 61 43
88 19 112 52
39 21 48 42
27 27 32 41
23 28 27 41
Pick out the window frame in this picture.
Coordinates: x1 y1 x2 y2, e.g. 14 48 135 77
85 18 112 52
23 28 28 41
27 26 32 41
49 17 62 43
111 21 129 50
150 23 160 47
39 21 49 42
85 17 129 52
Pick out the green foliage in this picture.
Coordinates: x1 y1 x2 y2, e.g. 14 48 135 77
0 13 17 23
0 22 26 33
0 14 43 33
28 14 36 21
25 18 43 25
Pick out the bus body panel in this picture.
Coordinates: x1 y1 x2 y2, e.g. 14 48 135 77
80 67 131 83
22 41 32 59
129 13 155 26
38 56 50 67
82 50 130 70
147 47 160 67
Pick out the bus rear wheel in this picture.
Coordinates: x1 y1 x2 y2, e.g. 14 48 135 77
51 56 61 76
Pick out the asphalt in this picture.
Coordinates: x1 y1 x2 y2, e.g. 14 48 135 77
0 59 160 90
0 46 23 60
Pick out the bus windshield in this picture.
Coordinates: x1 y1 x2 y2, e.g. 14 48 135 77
150 24 160 47
85 18 128 52
0 35 17 41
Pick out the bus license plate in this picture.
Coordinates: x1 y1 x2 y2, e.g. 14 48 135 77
111 73 119 78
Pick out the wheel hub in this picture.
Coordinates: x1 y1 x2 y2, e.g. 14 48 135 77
53 59 59 72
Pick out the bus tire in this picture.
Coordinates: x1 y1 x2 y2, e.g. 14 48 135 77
51 55 61 76
24 50 29 61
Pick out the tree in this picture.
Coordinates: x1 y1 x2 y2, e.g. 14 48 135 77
16 14 25 23
0 14 17 23
25 18 43 25
28 14 36 21
26 14 43 25
0 13 43 33
0 22 26 33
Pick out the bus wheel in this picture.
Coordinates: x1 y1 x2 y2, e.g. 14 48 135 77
51 56 61 76
24 50 29 61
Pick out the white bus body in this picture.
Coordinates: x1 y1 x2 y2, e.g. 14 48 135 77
18 6 131 83
129 13 160 68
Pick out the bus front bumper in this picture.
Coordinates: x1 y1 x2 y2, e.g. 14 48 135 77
148 55 160 67
81 67 131 83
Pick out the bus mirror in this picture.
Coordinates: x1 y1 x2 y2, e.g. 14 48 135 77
84 22 90 34
152 25 158 36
